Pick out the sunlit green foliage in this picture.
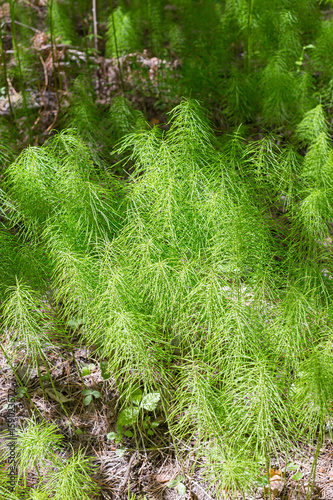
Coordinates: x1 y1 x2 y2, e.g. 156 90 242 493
0 420 99 499
1 0 333 138
1 99 333 496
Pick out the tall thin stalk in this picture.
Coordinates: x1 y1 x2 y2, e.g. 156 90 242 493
78 0 93 90
48 0 60 108
110 7 125 95
306 426 324 500
247 0 255 73
9 0 32 140
92 0 98 52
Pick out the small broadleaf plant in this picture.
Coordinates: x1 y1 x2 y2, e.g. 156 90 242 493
82 389 101 406
167 476 187 495
107 389 161 443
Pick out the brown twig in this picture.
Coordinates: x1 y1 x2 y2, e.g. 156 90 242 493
118 451 138 494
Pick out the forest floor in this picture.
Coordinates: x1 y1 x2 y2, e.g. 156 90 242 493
1 336 333 500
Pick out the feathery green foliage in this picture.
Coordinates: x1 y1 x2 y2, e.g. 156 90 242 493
47 0 79 46
1 0 333 496
0 420 99 499
1 0 333 143
2 98 333 496
106 6 140 58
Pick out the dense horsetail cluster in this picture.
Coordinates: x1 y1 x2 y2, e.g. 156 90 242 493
1 0 333 498
1 99 333 497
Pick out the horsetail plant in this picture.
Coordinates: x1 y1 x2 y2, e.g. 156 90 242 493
1 98 333 497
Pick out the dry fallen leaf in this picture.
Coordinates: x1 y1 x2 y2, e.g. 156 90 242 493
265 475 283 498
33 32 49 51
0 3 10 19
270 475 283 497
155 473 171 483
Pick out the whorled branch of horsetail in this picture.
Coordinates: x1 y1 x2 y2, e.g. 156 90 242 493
246 0 255 73
78 0 94 90
110 6 125 95
8 0 32 141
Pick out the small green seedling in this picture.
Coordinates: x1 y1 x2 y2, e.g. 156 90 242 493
106 432 126 457
81 364 95 376
292 472 303 481
17 386 27 398
287 462 303 481
107 429 123 444
116 389 161 430
256 475 269 487
143 414 160 436
295 44 315 72
82 389 101 405
115 448 125 458
167 475 186 495
107 389 161 443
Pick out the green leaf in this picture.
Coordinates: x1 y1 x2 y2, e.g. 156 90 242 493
167 480 178 488
17 387 27 398
141 392 160 411
177 483 186 495
82 389 92 396
92 390 101 398
117 407 140 426
292 472 303 481
124 430 134 438
75 428 83 435
151 421 159 428
81 366 91 376
147 429 154 436
107 432 118 440
256 476 269 486
130 388 143 405
115 448 125 458
287 463 298 471
84 395 92 405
